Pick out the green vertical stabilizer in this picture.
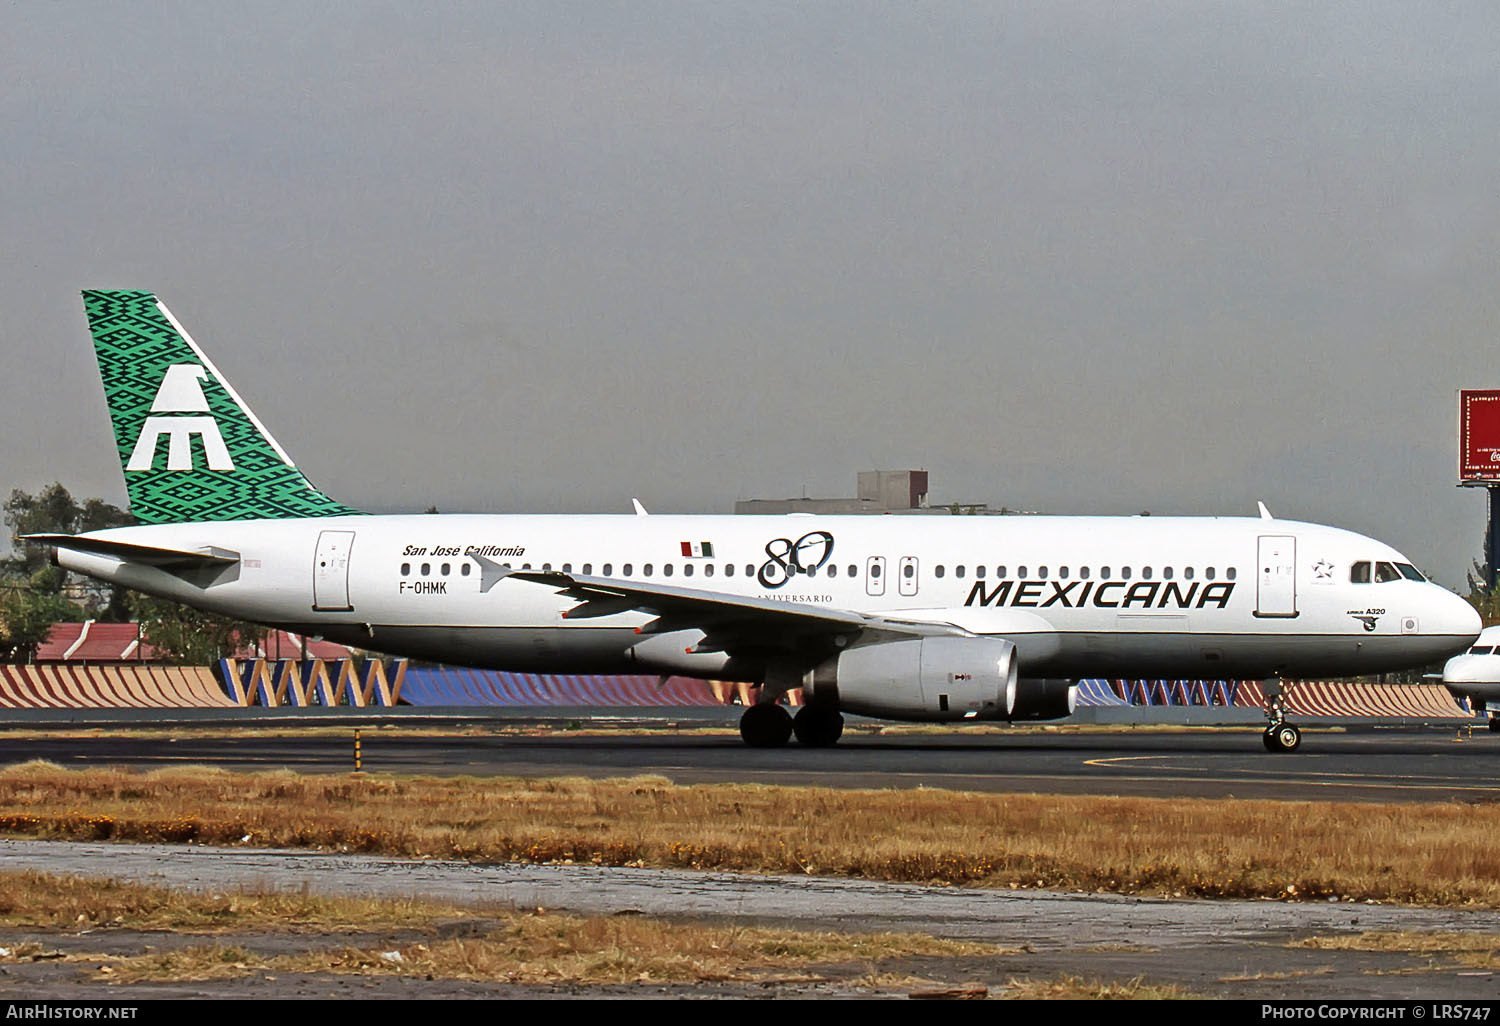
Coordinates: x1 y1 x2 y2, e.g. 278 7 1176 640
81 290 364 523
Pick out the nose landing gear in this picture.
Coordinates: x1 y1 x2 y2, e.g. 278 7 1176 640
1261 679 1303 753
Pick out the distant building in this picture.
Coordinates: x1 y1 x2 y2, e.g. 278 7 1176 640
735 470 933 515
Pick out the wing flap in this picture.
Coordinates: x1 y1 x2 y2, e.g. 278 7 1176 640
505 570 966 648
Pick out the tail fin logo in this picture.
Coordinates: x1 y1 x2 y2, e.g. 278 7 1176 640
125 364 234 471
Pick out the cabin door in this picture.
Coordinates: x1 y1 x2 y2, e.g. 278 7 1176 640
1255 535 1297 618
313 530 356 611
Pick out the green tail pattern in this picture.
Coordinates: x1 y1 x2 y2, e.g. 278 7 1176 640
82 290 364 523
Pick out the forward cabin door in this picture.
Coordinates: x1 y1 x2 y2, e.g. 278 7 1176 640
313 530 356 611
1255 534 1297 618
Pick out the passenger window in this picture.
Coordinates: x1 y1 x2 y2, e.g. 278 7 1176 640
725 564 735 577
1205 567 1215 581
441 563 451 576
956 565 966 579
1142 567 1152 580
582 563 592 575
746 564 755 577
1038 566 1048 577
976 565 986 579
1351 562 1371 584
461 564 471 577
421 563 431 576
562 563 572 573
644 564 654 577
871 564 882 579
401 563 410 576
1227 567 1237 581
935 565 945 578
1018 566 1028 577
1100 566 1111 577
1059 566 1068 579
663 564 673 577
1079 566 1089 578
542 563 551 572
903 564 915 579
847 565 857 577
622 563 632 576
1375 561 1401 583
826 564 836 578
1163 567 1173 580
683 564 693 577
1121 567 1132 580
997 565 1007 577
704 564 714 577
602 563 612 576
1184 567 1193 580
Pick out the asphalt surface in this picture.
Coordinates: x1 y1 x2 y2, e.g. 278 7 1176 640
2 724 1499 802
5 723 1500 1000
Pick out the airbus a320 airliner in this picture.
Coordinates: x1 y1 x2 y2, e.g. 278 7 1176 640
33 291 1481 752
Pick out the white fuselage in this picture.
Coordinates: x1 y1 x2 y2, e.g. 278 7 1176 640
58 512 1480 682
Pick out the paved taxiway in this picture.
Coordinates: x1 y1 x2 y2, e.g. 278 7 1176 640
2 725 1498 802
8 838 1500 999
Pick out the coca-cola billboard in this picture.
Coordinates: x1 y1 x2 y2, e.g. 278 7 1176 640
1460 390 1500 483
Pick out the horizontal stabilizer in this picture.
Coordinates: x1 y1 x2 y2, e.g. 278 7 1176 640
25 533 240 570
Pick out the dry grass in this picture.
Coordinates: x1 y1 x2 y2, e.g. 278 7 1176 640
5 761 1500 904
1000 974 1198 999
1295 931 1500 967
96 922 996 986
0 867 1003 988
0 868 476 932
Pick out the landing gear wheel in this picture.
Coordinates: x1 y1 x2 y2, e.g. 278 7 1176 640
740 704 794 748
1262 723 1301 753
793 705 845 747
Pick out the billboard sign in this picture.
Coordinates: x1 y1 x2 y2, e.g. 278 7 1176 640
1460 390 1500 483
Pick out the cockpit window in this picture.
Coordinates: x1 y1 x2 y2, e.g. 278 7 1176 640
1375 561 1401 583
1350 561 1371 584
1469 646 1496 655
1396 563 1425 582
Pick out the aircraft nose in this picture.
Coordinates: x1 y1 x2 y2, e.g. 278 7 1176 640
1437 588 1482 642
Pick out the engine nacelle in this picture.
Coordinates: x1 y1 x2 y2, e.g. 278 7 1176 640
1009 678 1078 721
803 636 1019 722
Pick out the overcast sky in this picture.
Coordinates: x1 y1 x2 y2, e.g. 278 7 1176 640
3 2 1499 588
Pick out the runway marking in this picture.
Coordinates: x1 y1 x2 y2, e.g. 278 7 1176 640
1080 755 1500 794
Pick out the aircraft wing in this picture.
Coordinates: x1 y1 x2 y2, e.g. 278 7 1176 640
503 568 968 652
23 533 240 571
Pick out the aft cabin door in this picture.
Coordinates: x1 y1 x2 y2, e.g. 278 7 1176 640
1255 534 1297 618
313 530 355 611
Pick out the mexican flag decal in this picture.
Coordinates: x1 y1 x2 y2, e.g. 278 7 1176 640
680 541 715 558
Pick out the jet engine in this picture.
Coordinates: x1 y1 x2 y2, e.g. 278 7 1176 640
802 636 1022 722
1008 677 1078 721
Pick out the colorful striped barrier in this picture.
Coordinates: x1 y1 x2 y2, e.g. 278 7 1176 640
0 664 234 709
0 660 1478 717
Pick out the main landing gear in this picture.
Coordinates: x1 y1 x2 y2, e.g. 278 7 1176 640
1260 679 1302 753
738 703 844 748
